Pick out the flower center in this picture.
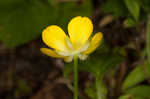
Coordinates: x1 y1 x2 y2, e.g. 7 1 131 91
56 37 89 57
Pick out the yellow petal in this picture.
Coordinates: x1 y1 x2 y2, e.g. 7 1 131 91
83 32 103 54
40 48 64 58
68 16 93 49
42 25 69 52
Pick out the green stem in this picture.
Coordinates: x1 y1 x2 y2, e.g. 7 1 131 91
147 15 150 64
74 54 78 99
96 76 103 99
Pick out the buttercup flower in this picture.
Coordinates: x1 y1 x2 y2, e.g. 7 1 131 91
40 16 103 62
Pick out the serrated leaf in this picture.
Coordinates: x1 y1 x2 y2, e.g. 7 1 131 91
122 62 150 90
124 85 150 98
124 0 140 21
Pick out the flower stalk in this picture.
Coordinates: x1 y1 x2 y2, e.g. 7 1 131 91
74 55 78 99
74 54 78 99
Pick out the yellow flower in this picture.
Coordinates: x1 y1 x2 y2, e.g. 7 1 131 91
40 16 103 62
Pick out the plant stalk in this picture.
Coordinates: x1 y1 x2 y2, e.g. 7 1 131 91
96 76 103 99
74 54 78 99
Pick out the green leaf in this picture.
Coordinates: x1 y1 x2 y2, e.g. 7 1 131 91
0 0 92 47
119 94 143 99
0 1 58 47
119 95 131 99
124 0 140 21
122 62 150 90
103 0 128 17
124 85 150 98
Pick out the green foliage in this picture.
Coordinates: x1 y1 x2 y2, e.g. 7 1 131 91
0 0 92 47
79 51 124 77
122 61 150 90
120 85 150 99
124 0 140 21
64 41 124 77
84 85 97 99
103 0 142 28
103 0 128 17
63 42 124 99
95 77 107 99
84 79 107 99
124 85 150 98
119 94 143 99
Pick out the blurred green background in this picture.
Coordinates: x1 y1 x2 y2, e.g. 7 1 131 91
0 0 92 47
